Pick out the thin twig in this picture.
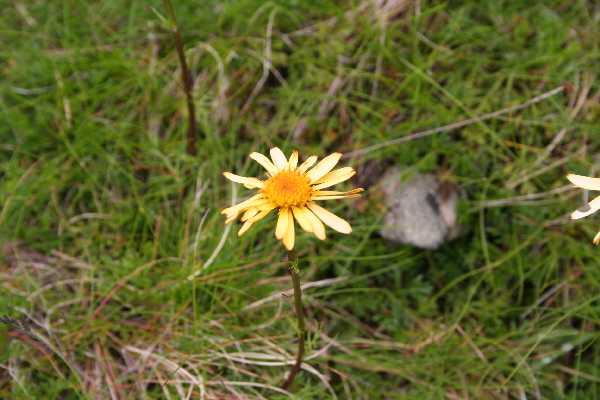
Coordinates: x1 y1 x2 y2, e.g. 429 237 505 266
506 147 585 189
475 184 576 208
344 85 565 159
162 0 198 156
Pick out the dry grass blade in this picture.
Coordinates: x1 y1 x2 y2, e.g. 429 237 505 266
345 85 565 159
124 345 206 398
477 185 576 208
243 277 347 310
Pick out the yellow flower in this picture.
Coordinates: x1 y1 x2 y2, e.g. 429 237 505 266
567 173 600 245
222 148 364 250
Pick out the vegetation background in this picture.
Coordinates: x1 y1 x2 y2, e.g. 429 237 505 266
1 0 600 398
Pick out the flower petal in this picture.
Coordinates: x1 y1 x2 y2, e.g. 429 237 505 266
594 231 600 245
248 205 275 222
312 188 363 200
303 207 326 240
312 194 362 200
297 155 318 174
222 199 268 217
306 153 342 183
250 152 279 176
288 150 299 170
567 174 600 191
270 147 288 170
571 195 600 220
312 167 356 189
222 194 265 217
240 201 276 222
282 215 295 250
307 202 352 234
241 208 260 222
292 206 313 233
238 220 254 236
223 172 264 188
275 208 290 240
223 200 273 223
312 188 364 197
239 206 275 236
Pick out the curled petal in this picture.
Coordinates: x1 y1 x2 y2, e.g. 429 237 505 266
312 195 361 200
312 188 364 200
312 188 364 197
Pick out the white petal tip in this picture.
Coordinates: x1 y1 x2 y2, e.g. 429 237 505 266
566 174 600 190
571 209 593 220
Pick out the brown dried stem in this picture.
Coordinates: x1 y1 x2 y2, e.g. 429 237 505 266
162 0 198 156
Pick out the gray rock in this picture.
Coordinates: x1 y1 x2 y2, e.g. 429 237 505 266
379 168 459 249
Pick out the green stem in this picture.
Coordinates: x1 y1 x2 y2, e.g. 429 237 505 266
162 0 198 157
282 250 305 390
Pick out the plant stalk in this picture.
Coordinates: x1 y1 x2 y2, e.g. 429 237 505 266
282 250 305 390
162 0 198 157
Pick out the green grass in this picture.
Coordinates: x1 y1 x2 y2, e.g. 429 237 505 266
1 0 600 398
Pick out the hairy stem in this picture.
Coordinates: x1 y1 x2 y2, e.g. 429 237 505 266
162 0 198 156
282 250 305 390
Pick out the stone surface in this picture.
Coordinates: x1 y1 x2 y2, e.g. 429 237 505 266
379 168 459 250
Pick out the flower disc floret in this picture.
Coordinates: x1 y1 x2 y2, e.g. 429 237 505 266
262 171 312 208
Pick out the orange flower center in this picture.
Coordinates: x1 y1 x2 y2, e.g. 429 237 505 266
262 171 312 208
